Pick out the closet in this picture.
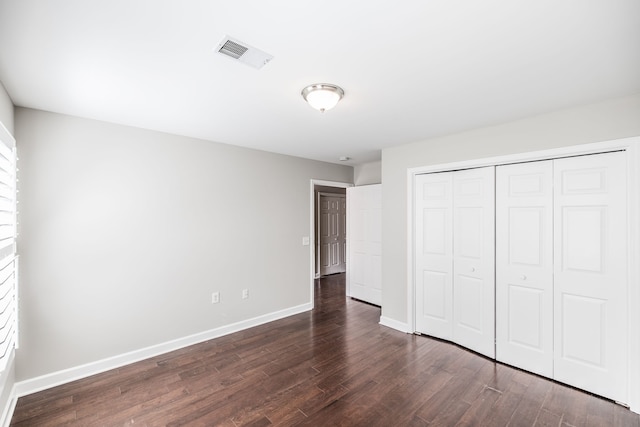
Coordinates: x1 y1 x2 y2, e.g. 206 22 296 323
415 167 495 358
496 151 628 403
415 150 630 404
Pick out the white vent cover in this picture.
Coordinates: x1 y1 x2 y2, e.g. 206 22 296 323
215 36 273 69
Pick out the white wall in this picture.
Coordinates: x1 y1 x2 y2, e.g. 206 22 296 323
0 82 12 136
15 108 353 381
0 81 14 426
354 161 381 185
381 93 640 326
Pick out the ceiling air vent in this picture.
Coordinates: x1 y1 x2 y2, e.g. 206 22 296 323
215 36 273 69
219 40 248 59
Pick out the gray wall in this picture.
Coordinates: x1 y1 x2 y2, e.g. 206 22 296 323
0 81 14 424
381 93 640 325
15 108 353 380
354 161 381 185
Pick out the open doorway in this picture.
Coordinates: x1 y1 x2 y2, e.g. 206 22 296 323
309 180 352 307
316 189 346 277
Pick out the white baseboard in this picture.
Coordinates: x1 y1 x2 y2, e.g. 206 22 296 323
379 316 410 333
13 302 312 398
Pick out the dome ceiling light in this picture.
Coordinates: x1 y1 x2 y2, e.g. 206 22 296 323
301 83 344 113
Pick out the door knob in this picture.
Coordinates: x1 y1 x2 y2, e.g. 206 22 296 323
470 267 475 272
520 275 527 280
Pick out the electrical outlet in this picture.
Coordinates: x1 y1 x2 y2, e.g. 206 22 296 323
242 289 249 299
212 292 220 304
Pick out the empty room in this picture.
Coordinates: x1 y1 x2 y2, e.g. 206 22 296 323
0 0 640 425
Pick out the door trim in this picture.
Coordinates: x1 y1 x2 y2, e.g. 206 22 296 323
406 136 640 413
309 180 352 309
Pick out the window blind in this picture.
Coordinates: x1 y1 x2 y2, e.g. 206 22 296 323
0 124 16 373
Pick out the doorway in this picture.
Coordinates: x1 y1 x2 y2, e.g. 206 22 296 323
309 180 352 307
317 192 346 277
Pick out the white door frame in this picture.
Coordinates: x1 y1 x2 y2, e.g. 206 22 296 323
406 136 640 413
309 179 353 308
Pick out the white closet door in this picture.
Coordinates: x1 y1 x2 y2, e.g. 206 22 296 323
553 152 628 403
415 172 453 340
496 161 553 377
453 167 495 358
346 184 382 305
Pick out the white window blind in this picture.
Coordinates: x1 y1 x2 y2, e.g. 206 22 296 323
0 124 16 373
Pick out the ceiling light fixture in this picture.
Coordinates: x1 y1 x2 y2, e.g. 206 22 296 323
301 83 344 113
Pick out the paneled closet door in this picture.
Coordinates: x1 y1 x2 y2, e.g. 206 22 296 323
553 152 628 403
453 167 495 358
415 172 453 340
347 184 382 306
496 161 553 377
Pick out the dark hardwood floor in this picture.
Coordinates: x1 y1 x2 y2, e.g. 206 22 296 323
11 273 640 426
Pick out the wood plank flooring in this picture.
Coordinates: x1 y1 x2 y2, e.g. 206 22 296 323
11 273 640 426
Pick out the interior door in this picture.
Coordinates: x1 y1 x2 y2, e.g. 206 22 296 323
496 161 553 377
319 194 346 276
346 184 382 305
452 167 495 358
415 172 453 340
553 151 628 403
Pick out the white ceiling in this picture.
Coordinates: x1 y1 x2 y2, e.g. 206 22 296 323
0 1 639 165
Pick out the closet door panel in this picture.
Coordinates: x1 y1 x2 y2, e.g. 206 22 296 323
346 185 382 305
453 167 495 358
415 172 453 339
553 152 628 403
496 161 553 377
